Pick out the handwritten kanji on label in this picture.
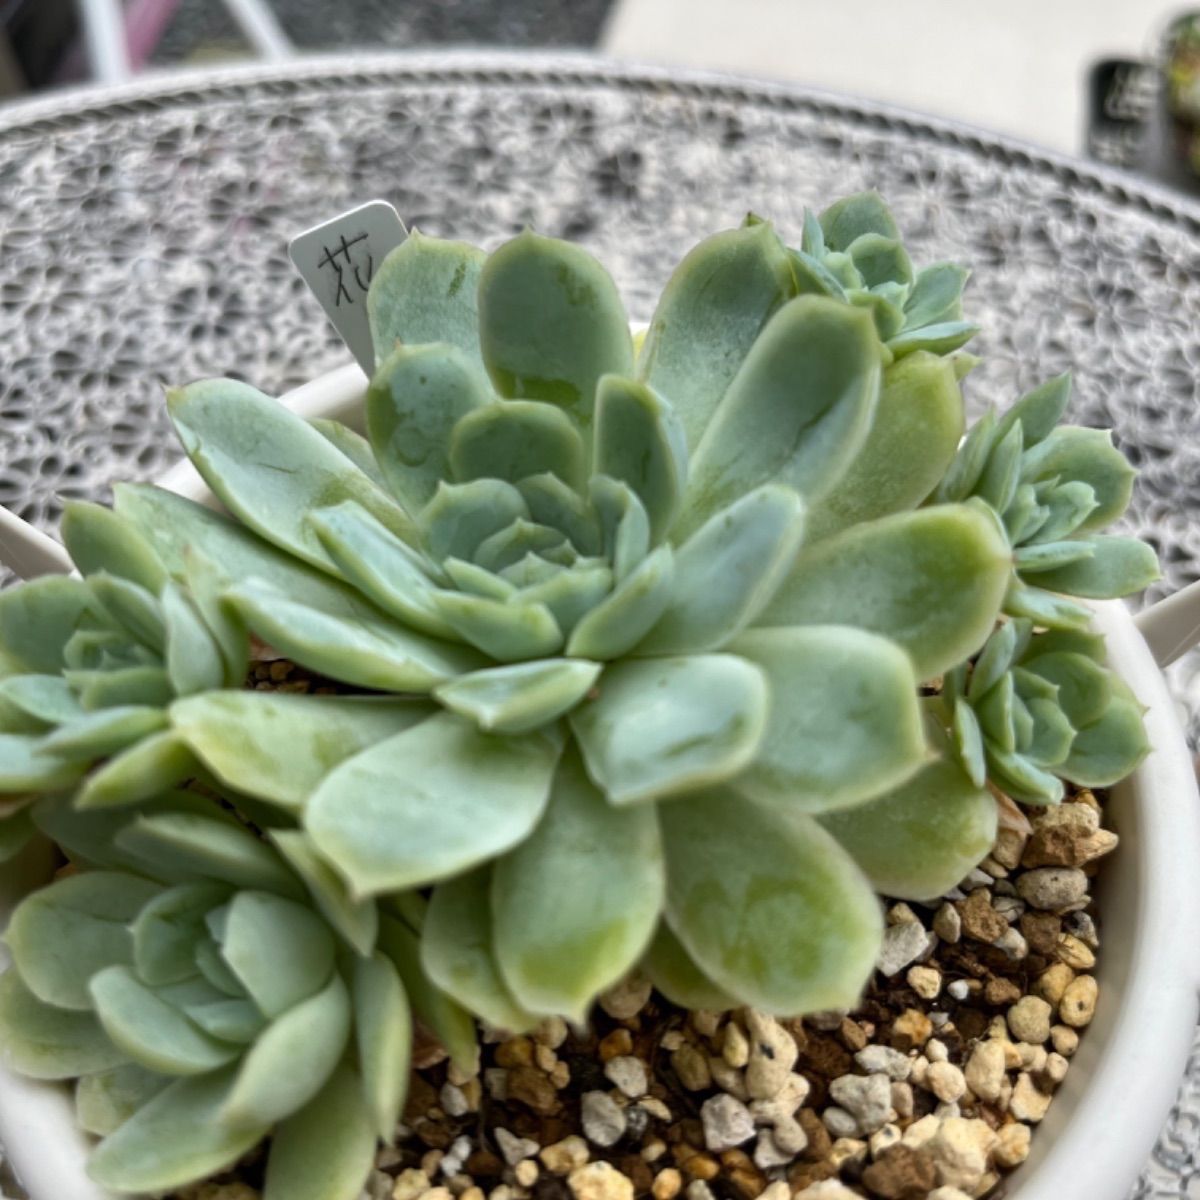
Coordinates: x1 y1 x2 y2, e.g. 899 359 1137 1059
289 200 407 373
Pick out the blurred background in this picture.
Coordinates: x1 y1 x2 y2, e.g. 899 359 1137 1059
1 0 1200 190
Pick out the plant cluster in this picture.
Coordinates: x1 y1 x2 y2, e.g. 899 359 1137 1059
0 193 1155 1198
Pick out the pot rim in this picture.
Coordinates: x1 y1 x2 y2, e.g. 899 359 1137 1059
1 363 1197 1200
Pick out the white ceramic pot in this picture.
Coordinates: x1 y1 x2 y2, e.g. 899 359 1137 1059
1 362 1198 1200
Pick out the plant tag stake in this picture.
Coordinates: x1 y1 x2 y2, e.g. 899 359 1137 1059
289 200 408 374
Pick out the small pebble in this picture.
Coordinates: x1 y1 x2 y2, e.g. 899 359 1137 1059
1051 1025 1080 1057
821 1106 860 1140
604 1056 648 1099
494 1130 539 1167
1007 995 1053 1044
393 1170 430 1200
828 1137 868 1170
440 1084 469 1118
1016 867 1088 911
533 1018 568 1049
793 1184 861 1199
993 927 1029 961
925 1038 949 1064
964 1040 1006 1103
745 1010 799 1100
568 1162 634 1200
671 1045 711 1091
581 1091 626 1147
901 1114 941 1150
651 1169 682 1200
946 980 971 1002
756 1184 790 1200
752 1129 795 1170
890 1081 914 1121
926 1061 967 1104
928 1118 995 1192
891 1008 933 1049
700 1093 756 1151
854 1045 912 1081
540 1137 590 1175
598 975 652 1020
907 964 942 999
1056 932 1096 970
877 920 931 976
828 1072 893 1134
993 1122 1032 1167
868 1123 902 1158
513 1162 538 1188
933 903 962 943
1009 1073 1052 1122
1059 974 1098 1027
1043 1052 1070 1086
1033 962 1076 1006
927 1189 973 1200
722 1021 751 1069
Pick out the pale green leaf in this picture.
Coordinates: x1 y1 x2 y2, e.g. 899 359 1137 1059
89 965 241 1075
0 576 94 675
1027 535 1159 598
88 1065 268 1193
902 262 968 329
172 691 434 812
0 808 36 863
847 233 913 288
367 231 485 369
935 409 998 503
306 712 561 895
435 658 601 734
662 789 882 1013
421 868 538 1033
887 320 979 357
310 419 388 488
352 953 412 1141
0 970 127 1080
820 755 998 900
995 373 1071 447
819 192 899 249
1032 481 1099 543
759 504 1011 680
61 501 168 594
182 548 250 688
161 581 228 697
1004 578 1094 631
74 665 174 711
474 521 570 574
132 882 231 986
264 1064 378 1200
434 591 563 662
168 380 416 572
680 296 882 533
6 871 161 1010
637 485 805 655
0 732 84 792
1019 426 1136 533
40 705 167 762
637 222 795 450
565 545 675 660
952 698 987 788
87 574 165 653
1014 540 1096 572
1021 651 1111 728
478 230 633 432
512 565 613 635
570 655 768 805
517 473 602 556
731 626 925 813
1060 678 1149 787
0 675 82 725
590 475 651 581
367 342 493 509
987 746 1064 805
450 400 586 491
76 1063 169 1136
641 923 737 1012
76 730 199 810
975 423 1023 514
223 972 351 1127
185 998 266 1044
493 750 664 1021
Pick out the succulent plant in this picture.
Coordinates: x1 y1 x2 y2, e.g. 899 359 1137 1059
937 620 1150 805
936 372 1160 628
0 795 478 1199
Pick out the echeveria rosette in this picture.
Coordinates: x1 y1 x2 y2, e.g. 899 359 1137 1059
936 372 1161 629
938 620 1150 805
0 800 467 1200
0 209 1014 1025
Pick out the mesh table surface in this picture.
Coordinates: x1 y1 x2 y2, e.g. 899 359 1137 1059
0 50 1199 1198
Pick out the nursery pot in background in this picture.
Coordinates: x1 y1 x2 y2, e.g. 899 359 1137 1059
0 363 1198 1200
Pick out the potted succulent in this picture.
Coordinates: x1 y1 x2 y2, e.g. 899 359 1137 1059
0 193 1196 1200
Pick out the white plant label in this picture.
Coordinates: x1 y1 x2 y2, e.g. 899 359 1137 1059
289 200 408 374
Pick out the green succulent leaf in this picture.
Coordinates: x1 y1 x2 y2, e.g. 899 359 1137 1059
76 1063 170 1137
172 691 434 812
680 296 882 532
641 923 738 1012
902 263 968 329
367 232 486 369
805 352 965 542
1025 535 1159 598
661 789 882 1013
450 400 587 492
182 549 251 688
422 867 538 1033
887 321 979 357
975 423 1024 514
61 501 167 594
420 478 530 563
478 230 634 432
310 419 388 489
570 655 768 805
847 233 913 289
227 579 483 692
223 971 352 1127
730 626 925 813
474 521 571 574
41 705 167 763
263 1063 378 1200
0 808 36 862
132 882 231 986
352 953 412 1142
0 576 95 675
593 375 688 543
1019 427 1136 533
1014 540 1097 572
6 871 161 1010
0 674 82 725
565 545 675 660
1024 696 1075 766
114 812 303 898
968 619 1023 700
306 712 561 895
1032 481 1099 543
637 222 795 450
513 565 613 635
820 755 998 900
367 342 493 510
819 192 899 249
87 574 165 653
492 750 665 1021
1004 578 1094 631
220 890 337 1018
995 373 1072 447
0 970 127 1079
434 658 602 734
936 409 999 503
518 473 603 556
73 665 175 712
1060 677 1149 786
271 830 379 957
637 485 805 655
75 731 199 810
1021 651 1110 728
309 502 458 639
88 1064 268 1193
987 746 1064 805
0 733 84 792
434 592 564 662
88 965 241 1075
952 698 988 788
185 997 266 1044
590 475 652 581
168 380 417 571
760 504 1011 679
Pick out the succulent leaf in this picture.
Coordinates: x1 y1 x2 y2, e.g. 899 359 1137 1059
680 296 882 532
305 712 561 895
351 953 412 1143
310 419 389 489
563 544 675 659
76 1064 169 1137
450 400 587 491
491 750 664 1020
760 505 1011 679
730 626 925 813
637 222 795 450
477 230 633 432
434 658 602 734
902 263 969 329
1025 535 1160 598
0 575 95 675
61 501 167 594
75 731 199 810
661 789 883 1013
641 923 738 1012
570 655 768 805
